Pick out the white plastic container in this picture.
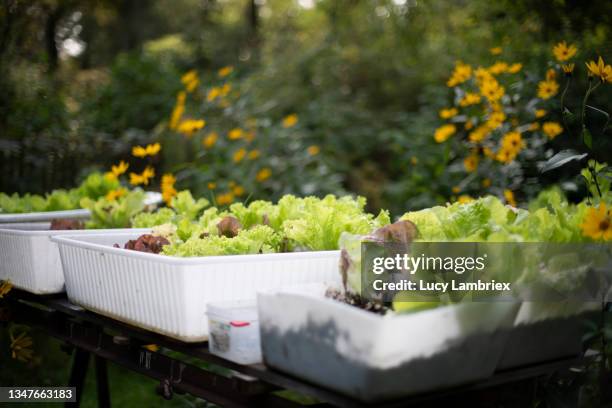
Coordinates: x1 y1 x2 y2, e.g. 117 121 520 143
258 284 519 402
207 300 261 364
52 232 341 342
0 209 90 224
0 224 148 294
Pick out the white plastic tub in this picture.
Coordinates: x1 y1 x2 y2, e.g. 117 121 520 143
207 300 261 364
0 224 147 294
52 232 341 342
258 284 519 402
0 209 90 224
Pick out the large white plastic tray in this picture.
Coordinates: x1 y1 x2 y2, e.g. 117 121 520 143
0 209 91 224
0 224 147 294
258 284 519 402
52 232 342 342
0 191 161 224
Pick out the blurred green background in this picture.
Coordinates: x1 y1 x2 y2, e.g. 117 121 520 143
1 0 610 214
0 0 611 406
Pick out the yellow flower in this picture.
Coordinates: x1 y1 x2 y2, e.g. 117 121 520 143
218 66 234 78
585 56 612 83
177 119 206 137
468 125 489 143
256 168 272 182
232 185 245 196
452 186 461 194
307 145 320 156
105 188 127 201
439 107 458 119
228 128 243 140
489 61 508 75
537 80 559 99
457 195 474 204
546 69 556 81
562 63 575 75
202 131 218 149
486 111 506 130
542 122 563 139
144 344 159 352
479 79 502 100
434 124 456 143
552 41 578 62
581 204 612 240
463 154 479 173
535 109 547 118
496 147 518 164
129 166 155 186
169 93 186 129
233 148 247 163
282 114 299 128
132 143 161 158
507 63 522 74
111 161 129 177
459 92 481 107
474 67 493 84
207 87 221 102
161 174 177 205
248 149 260 160
528 122 540 131
0 280 12 298
482 178 491 188
10 331 34 362
464 119 474 130
216 192 234 206
490 47 502 55
132 145 147 158
181 70 200 92
501 131 524 151
447 61 472 87
207 182 216 190
220 83 232 97
504 190 517 207
480 79 505 101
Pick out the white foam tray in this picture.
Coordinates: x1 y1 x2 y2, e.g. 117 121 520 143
52 232 342 342
258 284 519 402
0 209 91 224
0 224 147 294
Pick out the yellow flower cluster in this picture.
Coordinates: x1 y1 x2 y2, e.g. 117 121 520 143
181 70 200 93
542 122 563 139
129 166 155 186
434 124 456 143
218 66 234 78
202 131 218 149
447 61 472 87
256 167 272 182
161 174 177 205
207 83 232 103
132 143 161 158
496 131 524 163
177 119 206 138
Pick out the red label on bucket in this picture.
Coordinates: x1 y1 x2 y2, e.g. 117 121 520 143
230 321 250 327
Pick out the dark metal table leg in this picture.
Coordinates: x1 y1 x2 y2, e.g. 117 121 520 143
66 349 90 408
95 356 111 408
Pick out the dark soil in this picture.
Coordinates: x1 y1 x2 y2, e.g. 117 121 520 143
325 288 390 315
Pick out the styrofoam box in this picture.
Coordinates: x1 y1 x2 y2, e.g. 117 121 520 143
0 224 148 294
258 284 519 402
207 300 262 364
52 232 342 342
